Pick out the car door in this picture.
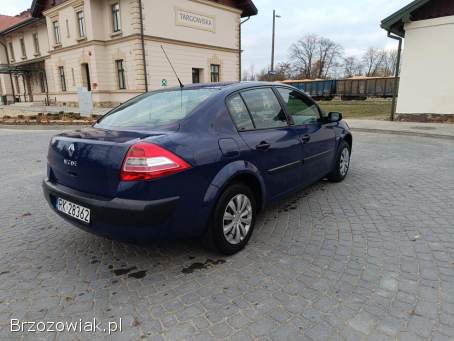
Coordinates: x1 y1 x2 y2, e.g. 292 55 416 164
226 88 303 199
276 87 336 186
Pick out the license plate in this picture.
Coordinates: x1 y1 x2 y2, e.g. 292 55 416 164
56 198 91 224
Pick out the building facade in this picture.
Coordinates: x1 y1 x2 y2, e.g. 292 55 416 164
382 0 454 123
0 0 257 107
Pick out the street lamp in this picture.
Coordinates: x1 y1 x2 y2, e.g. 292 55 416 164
270 10 281 75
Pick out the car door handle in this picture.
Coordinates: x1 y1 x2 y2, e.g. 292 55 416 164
301 135 311 143
255 141 271 151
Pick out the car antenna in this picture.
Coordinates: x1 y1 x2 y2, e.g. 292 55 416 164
160 45 184 89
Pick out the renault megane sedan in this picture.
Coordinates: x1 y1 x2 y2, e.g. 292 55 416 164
43 82 352 255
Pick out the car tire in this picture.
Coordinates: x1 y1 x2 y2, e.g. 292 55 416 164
327 140 351 182
204 183 257 255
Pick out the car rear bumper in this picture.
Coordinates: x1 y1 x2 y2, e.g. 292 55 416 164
42 179 180 239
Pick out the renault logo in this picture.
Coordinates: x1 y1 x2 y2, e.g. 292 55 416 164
67 144 75 158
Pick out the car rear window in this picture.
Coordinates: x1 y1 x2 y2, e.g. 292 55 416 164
96 88 219 129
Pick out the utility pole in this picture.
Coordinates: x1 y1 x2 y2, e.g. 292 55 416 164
270 10 281 75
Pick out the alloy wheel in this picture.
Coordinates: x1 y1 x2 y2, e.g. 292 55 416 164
339 147 350 176
222 194 253 245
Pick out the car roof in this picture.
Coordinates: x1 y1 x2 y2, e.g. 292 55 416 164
159 81 288 93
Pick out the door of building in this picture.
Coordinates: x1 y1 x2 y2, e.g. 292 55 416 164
82 63 91 91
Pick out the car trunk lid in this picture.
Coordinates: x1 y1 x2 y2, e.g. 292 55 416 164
47 127 171 197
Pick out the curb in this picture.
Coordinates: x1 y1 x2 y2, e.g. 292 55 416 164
351 128 454 141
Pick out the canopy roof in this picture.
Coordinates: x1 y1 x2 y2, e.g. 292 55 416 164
0 63 44 74
381 0 454 37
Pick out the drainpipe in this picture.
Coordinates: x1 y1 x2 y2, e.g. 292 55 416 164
0 40 15 103
387 31 403 121
138 0 148 92
239 16 250 81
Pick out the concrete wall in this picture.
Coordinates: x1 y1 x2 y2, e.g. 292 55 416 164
397 15 454 121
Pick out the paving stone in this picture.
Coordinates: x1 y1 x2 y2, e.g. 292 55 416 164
348 311 376 335
1 130 454 340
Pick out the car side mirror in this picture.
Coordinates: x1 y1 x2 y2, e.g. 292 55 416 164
328 112 342 123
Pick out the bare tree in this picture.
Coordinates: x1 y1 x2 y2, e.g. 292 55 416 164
274 62 293 80
290 34 343 79
362 47 386 77
316 37 343 78
242 64 257 81
289 34 318 79
256 68 271 81
382 49 398 77
256 63 292 81
343 56 363 78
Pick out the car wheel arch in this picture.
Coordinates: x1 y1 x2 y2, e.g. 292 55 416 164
344 133 353 151
203 160 266 213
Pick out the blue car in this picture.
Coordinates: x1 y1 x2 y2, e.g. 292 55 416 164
43 82 352 255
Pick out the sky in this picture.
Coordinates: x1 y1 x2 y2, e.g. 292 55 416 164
241 0 411 74
2 0 412 73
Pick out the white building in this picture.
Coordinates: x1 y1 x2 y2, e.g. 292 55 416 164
381 0 454 123
0 0 257 107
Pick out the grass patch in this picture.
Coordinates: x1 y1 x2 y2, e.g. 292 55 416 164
318 100 392 120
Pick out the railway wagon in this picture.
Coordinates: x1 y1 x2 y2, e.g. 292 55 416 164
280 79 337 100
280 77 398 100
336 77 397 100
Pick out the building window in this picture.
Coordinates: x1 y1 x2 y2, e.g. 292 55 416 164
39 73 46 93
112 3 121 32
77 11 86 38
53 21 61 45
33 33 40 55
116 59 126 89
210 64 220 83
58 66 67 92
66 19 70 38
192 68 201 84
8 42 15 61
20 38 26 58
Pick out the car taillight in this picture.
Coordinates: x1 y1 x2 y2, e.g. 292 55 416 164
120 143 191 181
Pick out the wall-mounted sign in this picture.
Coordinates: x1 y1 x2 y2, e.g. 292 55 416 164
161 79 168 87
175 8 215 32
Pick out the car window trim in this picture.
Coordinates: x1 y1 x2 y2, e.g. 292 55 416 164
274 86 324 126
238 92 257 129
272 86 295 126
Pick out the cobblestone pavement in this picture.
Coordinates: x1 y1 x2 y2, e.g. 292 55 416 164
0 128 454 341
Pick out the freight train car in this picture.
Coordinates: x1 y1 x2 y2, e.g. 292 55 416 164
336 77 397 100
280 79 337 100
281 77 398 100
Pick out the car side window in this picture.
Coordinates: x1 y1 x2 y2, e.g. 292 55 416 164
226 94 255 131
241 88 288 129
277 88 321 125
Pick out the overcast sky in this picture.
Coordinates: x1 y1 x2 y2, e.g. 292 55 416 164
241 0 411 73
3 0 411 73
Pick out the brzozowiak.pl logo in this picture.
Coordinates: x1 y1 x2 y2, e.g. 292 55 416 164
10 318 122 335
